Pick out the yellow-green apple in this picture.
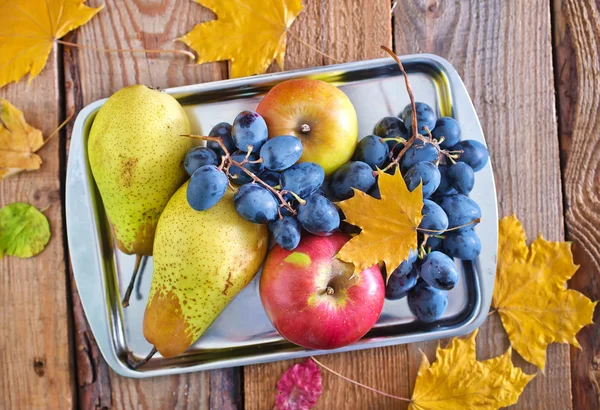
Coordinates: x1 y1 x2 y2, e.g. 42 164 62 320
256 79 358 176
259 232 384 350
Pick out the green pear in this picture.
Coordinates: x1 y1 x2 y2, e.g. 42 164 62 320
88 85 193 256
143 185 268 358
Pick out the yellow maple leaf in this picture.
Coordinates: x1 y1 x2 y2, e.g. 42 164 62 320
409 330 534 410
0 0 103 88
492 215 597 370
337 168 423 277
180 0 304 78
0 99 46 179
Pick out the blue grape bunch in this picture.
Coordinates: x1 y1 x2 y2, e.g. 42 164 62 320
182 110 339 251
363 94 489 323
336 49 490 325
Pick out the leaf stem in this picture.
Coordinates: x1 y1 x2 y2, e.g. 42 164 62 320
416 218 481 234
56 39 196 60
287 32 341 63
310 357 411 403
39 107 75 150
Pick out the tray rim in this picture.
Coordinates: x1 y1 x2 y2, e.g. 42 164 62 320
66 53 498 378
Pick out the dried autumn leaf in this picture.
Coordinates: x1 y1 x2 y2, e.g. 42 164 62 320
492 215 597 370
410 330 534 410
337 168 422 278
0 202 51 259
275 358 323 410
0 99 46 179
180 0 303 78
0 0 103 88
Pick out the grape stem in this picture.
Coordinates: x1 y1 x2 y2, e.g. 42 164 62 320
182 134 297 215
379 46 462 173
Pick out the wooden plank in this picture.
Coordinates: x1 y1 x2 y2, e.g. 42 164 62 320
63 0 230 408
0 53 75 407
552 0 600 409
243 1 401 409
394 1 569 408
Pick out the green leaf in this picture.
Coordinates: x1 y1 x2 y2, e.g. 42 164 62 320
0 202 50 259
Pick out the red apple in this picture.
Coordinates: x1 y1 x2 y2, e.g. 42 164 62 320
260 232 384 350
256 79 358 175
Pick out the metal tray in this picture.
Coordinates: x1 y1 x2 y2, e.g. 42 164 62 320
66 54 498 378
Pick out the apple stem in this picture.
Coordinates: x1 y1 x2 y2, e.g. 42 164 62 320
300 123 311 134
182 134 299 215
326 286 335 295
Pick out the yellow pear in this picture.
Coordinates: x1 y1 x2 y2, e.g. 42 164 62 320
88 85 193 256
143 185 268 358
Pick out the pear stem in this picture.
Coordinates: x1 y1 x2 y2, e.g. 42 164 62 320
122 254 144 308
182 134 298 216
126 347 158 370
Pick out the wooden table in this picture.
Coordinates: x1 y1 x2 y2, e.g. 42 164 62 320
1 0 598 408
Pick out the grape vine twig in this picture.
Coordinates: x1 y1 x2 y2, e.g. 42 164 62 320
182 134 298 215
379 46 462 172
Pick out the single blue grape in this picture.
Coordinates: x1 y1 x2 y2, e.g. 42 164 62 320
207 122 235 157
419 251 459 290
374 116 409 152
260 170 281 188
400 142 438 171
329 161 376 201
443 229 482 260
184 147 218 176
403 161 441 198
297 194 340 236
431 117 461 148
401 102 437 135
448 162 474 195
419 199 448 233
452 140 489 172
408 279 448 323
232 110 268 151
259 135 303 171
438 194 481 231
233 184 279 224
435 164 457 195
269 216 302 250
186 165 228 211
425 235 443 252
354 135 390 169
385 266 418 300
229 151 264 184
374 116 408 139
280 162 325 199
390 248 418 277
369 182 381 199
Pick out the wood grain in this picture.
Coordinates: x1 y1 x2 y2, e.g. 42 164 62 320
394 0 569 408
63 0 228 408
0 53 75 407
243 1 401 409
552 0 600 408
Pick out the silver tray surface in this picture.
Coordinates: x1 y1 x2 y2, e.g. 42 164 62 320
66 54 498 378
